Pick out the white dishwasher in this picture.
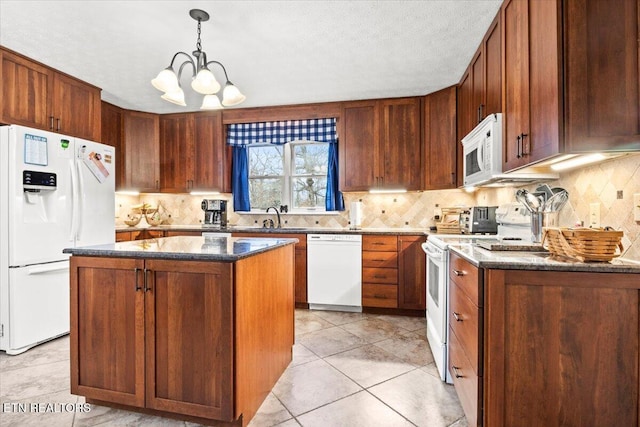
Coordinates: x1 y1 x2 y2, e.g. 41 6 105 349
307 234 362 312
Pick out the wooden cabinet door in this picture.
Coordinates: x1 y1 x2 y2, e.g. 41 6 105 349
470 50 484 126
0 48 52 130
193 112 230 192
484 269 639 427
51 73 101 141
70 256 146 408
397 235 426 310
340 101 380 191
101 102 125 189
123 111 160 191
484 13 501 118
564 0 640 152
456 69 472 187
424 86 458 190
502 0 531 172
159 114 194 192
380 97 422 190
144 259 234 421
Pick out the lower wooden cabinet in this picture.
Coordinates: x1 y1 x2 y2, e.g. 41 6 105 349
361 234 426 312
116 230 165 241
70 256 234 420
448 251 640 426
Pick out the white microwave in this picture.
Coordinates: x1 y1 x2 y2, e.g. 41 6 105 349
461 113 503 187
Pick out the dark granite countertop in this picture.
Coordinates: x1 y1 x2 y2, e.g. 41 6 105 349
115 225 430 236
64 236 298 262
450 244 640 274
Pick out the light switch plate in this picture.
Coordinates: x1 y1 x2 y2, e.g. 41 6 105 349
634 193 640 222
589 203 601 228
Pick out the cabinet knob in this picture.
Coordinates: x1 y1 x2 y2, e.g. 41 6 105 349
453 312 462 321
453 270 465 276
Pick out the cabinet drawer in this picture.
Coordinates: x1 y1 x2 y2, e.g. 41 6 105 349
362 251 398 268
133 230 164 240
449 327 480 427
363 235 397 251
363 267 398 284
362 284 398 308
450 281 481 375
449 252 480 306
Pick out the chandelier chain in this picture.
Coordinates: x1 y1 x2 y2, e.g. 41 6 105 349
196 19 202 52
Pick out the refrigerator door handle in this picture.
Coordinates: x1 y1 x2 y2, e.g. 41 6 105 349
75 157 85 242
69 160 79 243
27 264 69 275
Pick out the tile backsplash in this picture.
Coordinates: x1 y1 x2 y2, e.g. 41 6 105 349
116 153 640 259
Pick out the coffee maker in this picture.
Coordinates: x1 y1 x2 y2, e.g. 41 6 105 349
201 199 227 228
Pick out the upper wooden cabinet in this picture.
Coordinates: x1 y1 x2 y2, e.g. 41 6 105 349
101 102 125 189
502 0 562 172
123 111 160 192
563 0 640 152
424 86 458 190
0 47 101 141
159 112 229 193
340 97 422 192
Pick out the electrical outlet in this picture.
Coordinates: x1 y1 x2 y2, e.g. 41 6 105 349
589 203 601 228
634 193 640 222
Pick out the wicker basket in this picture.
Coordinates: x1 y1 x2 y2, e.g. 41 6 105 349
542 227 624 262
436 208 463 234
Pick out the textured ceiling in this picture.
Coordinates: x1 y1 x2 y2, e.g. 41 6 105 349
0 0 502 114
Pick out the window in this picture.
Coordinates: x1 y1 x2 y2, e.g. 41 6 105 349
248 141 329 211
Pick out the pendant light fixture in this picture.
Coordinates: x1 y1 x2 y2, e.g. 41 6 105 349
151 9 246 110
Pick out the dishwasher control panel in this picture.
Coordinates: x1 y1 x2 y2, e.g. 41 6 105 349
307 234 362 242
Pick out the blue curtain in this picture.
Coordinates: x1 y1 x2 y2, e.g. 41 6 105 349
326 142 344 211
232 145 250 212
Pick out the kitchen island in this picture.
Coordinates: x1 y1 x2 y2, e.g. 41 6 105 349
63 236 297 426
446 244 640 426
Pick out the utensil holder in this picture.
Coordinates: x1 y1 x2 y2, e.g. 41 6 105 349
531 211 559 243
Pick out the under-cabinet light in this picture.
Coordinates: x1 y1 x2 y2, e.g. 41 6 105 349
190 191 221 196
115 191 140 196
368 188 407 194
550 153 606 171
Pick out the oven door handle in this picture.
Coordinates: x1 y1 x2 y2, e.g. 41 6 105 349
422 243 443 261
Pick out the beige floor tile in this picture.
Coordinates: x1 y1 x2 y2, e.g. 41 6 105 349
247 392 293 427
0 390 77 427
294 311 334 336
0 360 69 401
374 331 433 367
0 335 70 372
296 327 367 358
272 359 361 416
274 419 300 427
373 314 427 332
420 362 441 379
369 369 463 427
339 318 409 343
297 391 414 427
325 345 416 388
310 310 369 326
449 416 469 427
290 344 320 367
74 404 187 426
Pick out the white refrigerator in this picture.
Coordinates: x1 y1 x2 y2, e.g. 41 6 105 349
0 125 115 355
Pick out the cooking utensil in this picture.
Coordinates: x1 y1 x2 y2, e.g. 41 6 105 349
536 184 554 200
545 190 569 212
516 189 535 213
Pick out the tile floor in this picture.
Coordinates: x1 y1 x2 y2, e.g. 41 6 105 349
0 309 467 427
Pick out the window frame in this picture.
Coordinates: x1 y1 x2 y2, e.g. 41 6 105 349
247 140 328 213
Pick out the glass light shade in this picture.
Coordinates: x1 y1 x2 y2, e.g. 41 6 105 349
191 68 221 94
221 82 246 106
151 68 179 93
200 94 223 110
161 88 186 106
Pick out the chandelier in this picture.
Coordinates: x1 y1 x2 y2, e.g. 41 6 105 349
151 9 245 110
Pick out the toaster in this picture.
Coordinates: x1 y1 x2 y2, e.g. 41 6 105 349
460 206 498 234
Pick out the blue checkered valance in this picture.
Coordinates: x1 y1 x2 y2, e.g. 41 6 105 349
226 118 337 145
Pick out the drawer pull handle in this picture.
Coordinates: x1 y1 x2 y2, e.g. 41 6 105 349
134 267 141 291
453 270 466 276
374 274 386 279
452 366 463 378
453 312 462 322
373 294 386 299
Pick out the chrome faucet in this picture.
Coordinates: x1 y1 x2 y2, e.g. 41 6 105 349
266 206 281 228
